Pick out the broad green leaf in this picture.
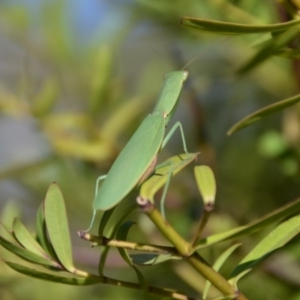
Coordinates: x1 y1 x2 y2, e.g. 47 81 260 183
139 153 199 202
194 165 216 207
44 183 75 272
12 218 49 258
195 198 300 249
0 236 59 268
116 221 148 289
227 93 300 135
36 203 57 259
237 26 300 74
203 244 241 299
180 17 300 35
130 253 179 266
5 261 101 286
229 214 300 284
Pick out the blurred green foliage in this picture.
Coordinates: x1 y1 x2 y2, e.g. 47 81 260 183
1 1 300 299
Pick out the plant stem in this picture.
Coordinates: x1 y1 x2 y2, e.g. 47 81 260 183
78 231 179 256
187 253 248 300
191 209 212 246
137 197 249 300
80 271 197 300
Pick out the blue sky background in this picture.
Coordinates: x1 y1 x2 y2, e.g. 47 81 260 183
4 0 127 46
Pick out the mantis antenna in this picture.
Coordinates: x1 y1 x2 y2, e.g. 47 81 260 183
181 37 232 70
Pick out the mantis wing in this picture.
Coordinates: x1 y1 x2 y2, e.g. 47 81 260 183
93 114 165 211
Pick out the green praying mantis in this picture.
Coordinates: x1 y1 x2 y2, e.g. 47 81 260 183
87 69 191 230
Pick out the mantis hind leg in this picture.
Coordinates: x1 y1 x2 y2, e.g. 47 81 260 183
95 175 107 198
161 121 188 154
159 162 174 219
83 175 107 232
83 209 96 232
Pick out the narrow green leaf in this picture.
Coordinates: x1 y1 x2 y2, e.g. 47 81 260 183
98 207 116 237
115 221 136 242
211 296 237 300
5 261 101 286
229 270 251 290
143 293 175 300
116 221 148 289
32 78 58 117
203 244 241 299
0 201 21 227
196 198 300 249
98 204 135 276
130 253 178 266
98 247 109 277
0 222 21 245
139 153 199 202
44 183 75 272
0 236 59 268
227 93 300 135
36 203 57 259
194 165 216 208
237 26 300 74
104 202 136 238
275 47 300 59
258 131 288 158
229 214 300 283
89 45 113 115
0 158 53 181
180 17 300 35
12 218 49 258
116 221 136 266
